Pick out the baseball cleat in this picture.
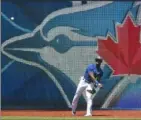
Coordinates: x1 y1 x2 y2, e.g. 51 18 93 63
72 111 76 116
84 114 92 116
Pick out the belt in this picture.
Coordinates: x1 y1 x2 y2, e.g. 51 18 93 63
83 77 93 84
85 80 91 83
82 76 93 83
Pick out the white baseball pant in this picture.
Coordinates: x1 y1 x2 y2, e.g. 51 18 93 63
72 76 94 115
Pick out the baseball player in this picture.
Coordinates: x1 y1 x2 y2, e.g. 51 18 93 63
71 56 103 116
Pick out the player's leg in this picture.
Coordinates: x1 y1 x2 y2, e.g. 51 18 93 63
72 77 87 115
85 83 94 116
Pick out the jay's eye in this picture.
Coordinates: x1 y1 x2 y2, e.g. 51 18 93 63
49 35 97 53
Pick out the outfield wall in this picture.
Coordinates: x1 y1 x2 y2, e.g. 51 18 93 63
1 1 141 110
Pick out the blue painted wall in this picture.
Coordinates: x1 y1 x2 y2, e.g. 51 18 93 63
1 1 141 110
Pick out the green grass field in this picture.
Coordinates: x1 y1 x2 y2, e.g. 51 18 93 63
2 116 141 120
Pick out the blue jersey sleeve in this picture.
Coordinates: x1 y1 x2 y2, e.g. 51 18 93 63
87 65 95 74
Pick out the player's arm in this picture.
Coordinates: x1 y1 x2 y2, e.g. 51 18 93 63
89 72 102 87
89 72 97 83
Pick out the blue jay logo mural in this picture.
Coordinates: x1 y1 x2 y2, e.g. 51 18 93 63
1 1 141 109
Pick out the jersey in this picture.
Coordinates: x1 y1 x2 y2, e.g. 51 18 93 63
84 64 103 83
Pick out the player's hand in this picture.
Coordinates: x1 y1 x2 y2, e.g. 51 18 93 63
98 83 103 88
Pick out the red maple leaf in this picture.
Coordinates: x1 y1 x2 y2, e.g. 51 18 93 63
97 14 141 75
